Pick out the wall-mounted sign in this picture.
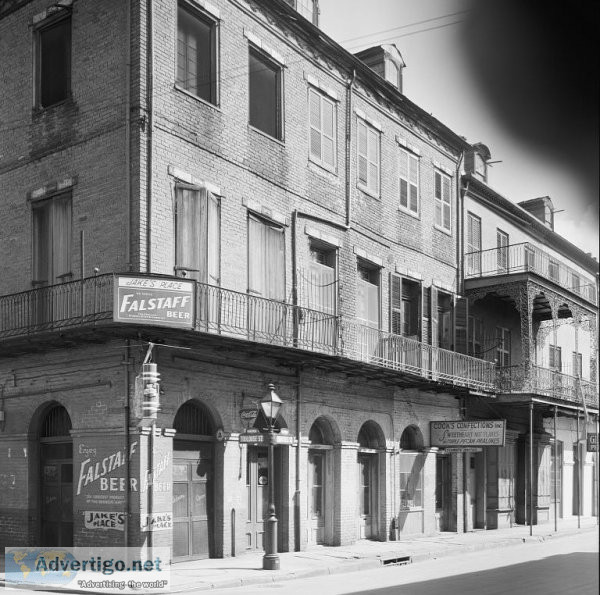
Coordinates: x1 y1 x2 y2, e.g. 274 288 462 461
239 432 265 445
114 276 195 328
430 420 506 447
587 433 598 452
240 408 259 430
141 512 173 532
84 511 125 531
440 447 482 453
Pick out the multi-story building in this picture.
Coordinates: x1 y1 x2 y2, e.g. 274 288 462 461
0 0 596 561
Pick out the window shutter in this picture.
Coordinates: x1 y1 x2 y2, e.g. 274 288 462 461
430 286 438 347
421 285 430 344
207 191 220 285
454 296 468 354
309 89 321 160
409 155 418 212
52 193 72 280
358 121 368 184
390 273 403 335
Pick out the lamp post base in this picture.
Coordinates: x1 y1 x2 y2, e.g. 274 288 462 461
262 553 280 571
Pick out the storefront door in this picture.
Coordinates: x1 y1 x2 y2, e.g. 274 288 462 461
173 442 213 561
246 446 269 550
358 453 377 539
41 441 73 546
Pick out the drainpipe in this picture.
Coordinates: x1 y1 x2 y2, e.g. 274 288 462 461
345 69 356 228
294 366 302 551
145 0 154 273
125 0 132 270
456 160 467 297
124 339 132 547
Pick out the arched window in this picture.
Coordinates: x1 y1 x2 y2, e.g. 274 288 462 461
173 400 215 437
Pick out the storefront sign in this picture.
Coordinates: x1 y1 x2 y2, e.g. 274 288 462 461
84 511 125 531
440 447 482 453
114 276 195 328
430 420 506 447
239 408 259 430
141 512 173 532
238 431 295 445
587 433 598 452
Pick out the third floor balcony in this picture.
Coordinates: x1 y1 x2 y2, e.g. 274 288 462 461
465 242 597 306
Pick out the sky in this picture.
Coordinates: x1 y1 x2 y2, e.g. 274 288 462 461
318 0 599 258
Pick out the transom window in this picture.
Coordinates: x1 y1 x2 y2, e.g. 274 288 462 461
177 2 218 104
399 149 419 214
434 170 451 232
308 88 336 171
249 47 283 140
357 119 380 197
36 15 71 108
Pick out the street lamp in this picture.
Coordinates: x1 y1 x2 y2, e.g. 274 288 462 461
260 383 283 571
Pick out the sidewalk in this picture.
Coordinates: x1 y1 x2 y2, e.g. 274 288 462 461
2 518 597 593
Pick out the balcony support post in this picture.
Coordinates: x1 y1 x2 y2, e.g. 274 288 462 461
529 401 534 536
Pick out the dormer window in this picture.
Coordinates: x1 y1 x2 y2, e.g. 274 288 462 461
474 153 487 181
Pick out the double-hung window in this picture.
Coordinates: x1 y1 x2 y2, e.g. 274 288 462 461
249 47 283 140
177 2 218 104
248 214 285 301
399 149 419 215
434 170 451 232
572 352 583 378
549 344 562 371
495 327 511 367
175 185 220 285
497 229 509 273
356 262 380 329
36 15 71 108
308 88 336 171
357 118 380 197
466 213 482 276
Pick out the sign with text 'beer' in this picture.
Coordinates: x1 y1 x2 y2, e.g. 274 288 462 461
430 420 506 447
114 276 195 328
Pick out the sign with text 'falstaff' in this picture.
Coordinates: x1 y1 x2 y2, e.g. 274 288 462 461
114 275 195 328
430 420 506 448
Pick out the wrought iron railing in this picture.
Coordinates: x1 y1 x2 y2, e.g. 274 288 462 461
497 364 598 409
465 242 597 305
0 274 495 392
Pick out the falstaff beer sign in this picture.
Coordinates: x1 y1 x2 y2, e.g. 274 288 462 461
114 276 195 328
430 420 506 447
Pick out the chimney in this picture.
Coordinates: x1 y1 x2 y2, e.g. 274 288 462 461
354 44 406 93
283 0 319 27
518 196 555 230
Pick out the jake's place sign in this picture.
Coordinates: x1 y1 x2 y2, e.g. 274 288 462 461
114 276 195 328
430 420 506 447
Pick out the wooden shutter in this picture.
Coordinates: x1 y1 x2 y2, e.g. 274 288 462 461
358 120 368 185
454 296 468 354
430 286 438 347
390 273 402 335
248 214 284 300
421 285 430 344
207 191 220 285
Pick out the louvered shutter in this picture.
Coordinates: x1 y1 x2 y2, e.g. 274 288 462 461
430 286 438 347
421 285 430 344
309 88 322 161
399 151 408 208
454 296 468 354
409 155 419 212
358 120 368 185
390 273 403 335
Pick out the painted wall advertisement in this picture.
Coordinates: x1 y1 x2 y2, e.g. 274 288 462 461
114 275 195 328
430 420 506 447
84 511 125 531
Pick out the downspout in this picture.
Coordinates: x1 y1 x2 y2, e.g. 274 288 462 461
345 69 356 228
125 0 132 271
295 366 302 552
124 339 132 547
455 156 467 296
145 0 154 273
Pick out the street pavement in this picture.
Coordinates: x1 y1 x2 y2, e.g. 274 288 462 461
1 517 597 594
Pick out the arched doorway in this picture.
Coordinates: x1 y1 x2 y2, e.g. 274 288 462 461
40 404 73 546
357 421 385 540
172 400 216 561
398 425 425 535
307 416 339 545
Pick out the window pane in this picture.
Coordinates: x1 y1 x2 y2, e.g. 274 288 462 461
40 18 70 107
400 179 408 208
249 49 280 138
409 184 418 212
322 99 334 136
309 89 321 129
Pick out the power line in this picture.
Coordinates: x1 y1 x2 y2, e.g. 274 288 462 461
338 9 470 45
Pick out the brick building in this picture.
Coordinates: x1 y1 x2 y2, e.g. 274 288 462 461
0 0 597 562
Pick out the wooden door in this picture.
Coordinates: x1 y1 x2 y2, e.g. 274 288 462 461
308 450 325 544
41 441 73 546
246 447 269 550
173 443 213 561
358 453 376 539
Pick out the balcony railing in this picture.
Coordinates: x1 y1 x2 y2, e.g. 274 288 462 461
0 274 495 393
465 243 597 305
497 364 598 409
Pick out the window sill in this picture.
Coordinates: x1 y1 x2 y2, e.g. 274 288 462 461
173 84 220 111
398 205 420 220
308 158 339 180
357 183 380 200
248 124 285 146
32 95 74 115
434 224 452 237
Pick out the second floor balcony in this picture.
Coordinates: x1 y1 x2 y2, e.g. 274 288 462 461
0 273 495 394
465 242 597 306
497 363 598 410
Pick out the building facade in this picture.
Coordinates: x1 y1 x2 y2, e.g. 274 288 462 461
0 0 597 562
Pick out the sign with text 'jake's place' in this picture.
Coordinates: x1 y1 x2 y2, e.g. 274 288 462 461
114 276 195 328
430 420 506 447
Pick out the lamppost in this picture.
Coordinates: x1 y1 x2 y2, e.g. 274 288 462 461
260 383 283 571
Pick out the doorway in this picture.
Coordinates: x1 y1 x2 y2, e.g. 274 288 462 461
40 404 73 547
436 454 452 531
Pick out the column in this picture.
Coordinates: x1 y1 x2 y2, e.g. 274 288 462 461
337 441 359 545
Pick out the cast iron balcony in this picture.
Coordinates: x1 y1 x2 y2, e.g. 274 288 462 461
0 274 495 393
496 363 598 410
465 243 597 306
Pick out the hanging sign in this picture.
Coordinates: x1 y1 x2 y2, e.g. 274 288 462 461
587 433 598 452
114 275 195 328
430 420 506 447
